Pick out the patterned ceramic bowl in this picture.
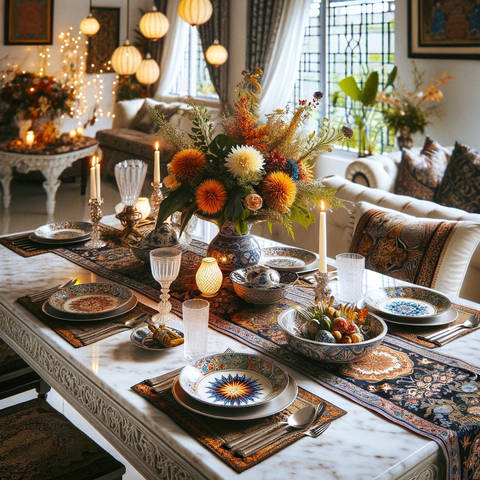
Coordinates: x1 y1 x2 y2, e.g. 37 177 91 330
230 268 298 304
277 308 387 363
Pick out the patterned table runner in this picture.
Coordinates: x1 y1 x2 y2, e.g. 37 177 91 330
132 379 346 473
17 295 155 348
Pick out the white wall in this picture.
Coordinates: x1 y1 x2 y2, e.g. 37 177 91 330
395 0 480 150
0 0 148 135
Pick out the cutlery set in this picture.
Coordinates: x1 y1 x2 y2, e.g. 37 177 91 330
9 236 45 252
419 314 480 346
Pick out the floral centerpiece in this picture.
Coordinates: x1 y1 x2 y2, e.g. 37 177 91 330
379 64 453 149
0 71 75 144
150 69 352 269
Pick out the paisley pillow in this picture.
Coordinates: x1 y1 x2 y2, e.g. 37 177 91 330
394 136 449 201
437 141 480 213
349 202 480 296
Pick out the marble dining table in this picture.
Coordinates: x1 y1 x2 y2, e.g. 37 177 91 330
1 225 479 480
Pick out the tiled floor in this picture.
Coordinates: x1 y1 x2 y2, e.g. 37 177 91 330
1 176 148 479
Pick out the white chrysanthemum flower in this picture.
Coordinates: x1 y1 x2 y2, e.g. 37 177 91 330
225 145 264 178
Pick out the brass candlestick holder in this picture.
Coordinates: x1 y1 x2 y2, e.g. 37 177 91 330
313 271 332 303
115 205 144 241
85 199 106 249
148 181 163 220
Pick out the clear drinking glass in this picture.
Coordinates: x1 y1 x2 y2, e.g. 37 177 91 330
150 248 182 325
336 253 365 303
114 159 147 206
182 299 210 360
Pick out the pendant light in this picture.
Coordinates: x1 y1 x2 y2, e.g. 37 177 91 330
139 5 170 41
178 0 213 26
80 0 100 36
205 39 228 67
136 53 161 85
111 0 142 76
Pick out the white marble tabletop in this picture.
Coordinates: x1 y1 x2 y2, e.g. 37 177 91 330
1 232 479 479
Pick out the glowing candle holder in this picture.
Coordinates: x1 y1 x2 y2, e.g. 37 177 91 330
85 198 106 249
136 197 151 220
25 130 35 148
196 258 223 297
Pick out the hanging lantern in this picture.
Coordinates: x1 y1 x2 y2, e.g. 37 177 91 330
80 13 100 36
111 39 142 76
139 5 170 41
136 53 160 85
205 40 228 68
178 0 213 26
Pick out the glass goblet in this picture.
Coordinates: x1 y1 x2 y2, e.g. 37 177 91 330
150 247 182 325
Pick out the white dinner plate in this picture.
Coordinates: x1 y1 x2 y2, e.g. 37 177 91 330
32 221 92 243
42 295 138 322
172 374 298 420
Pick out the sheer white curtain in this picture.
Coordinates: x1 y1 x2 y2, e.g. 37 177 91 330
155 0 190 96
259 0 312 115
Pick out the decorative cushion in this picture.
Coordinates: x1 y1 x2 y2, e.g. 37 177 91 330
349 201 480 296
131 99 181 133
0 399 125 480
437 141 480 213
394 136 449 201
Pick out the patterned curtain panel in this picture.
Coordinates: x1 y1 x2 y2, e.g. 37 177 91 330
198 0 229 106
152 0 168 93
246 0 286 73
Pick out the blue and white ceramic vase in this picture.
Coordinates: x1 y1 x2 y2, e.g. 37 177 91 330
207 221 261 272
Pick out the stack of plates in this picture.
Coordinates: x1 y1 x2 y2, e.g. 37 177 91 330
172 352 298 420
30 221 92 245
260 247 319 274
42 283 137 321
363 286 457 327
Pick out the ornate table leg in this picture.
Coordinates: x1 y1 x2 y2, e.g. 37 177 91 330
0 164 13 209
39 165 65 216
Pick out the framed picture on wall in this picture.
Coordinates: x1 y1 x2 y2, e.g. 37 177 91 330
409 0 480 59
86 7 120 74
4 0 54 45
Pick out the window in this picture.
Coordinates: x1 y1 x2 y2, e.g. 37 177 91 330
170 27 218 99
293 0 395 152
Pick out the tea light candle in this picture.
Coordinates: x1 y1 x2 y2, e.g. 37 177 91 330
25 130 34 148
69 129 77 139
196 258 223 297
90 156 97 200
136 197 151 219
318 201 327 273
76 127 84 137
154 141 160 183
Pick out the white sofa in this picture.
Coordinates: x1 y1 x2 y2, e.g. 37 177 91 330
253 175 480 303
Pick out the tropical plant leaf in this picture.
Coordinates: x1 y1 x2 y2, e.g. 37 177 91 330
386 66 398 88
361 71 379 106
156 187 193 228
339 76 362 102
209 134 238 159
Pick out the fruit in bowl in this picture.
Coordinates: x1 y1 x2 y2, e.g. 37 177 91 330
277 297 387 363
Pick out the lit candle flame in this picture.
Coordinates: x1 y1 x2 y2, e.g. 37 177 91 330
320 200 326 211
155 141 159 151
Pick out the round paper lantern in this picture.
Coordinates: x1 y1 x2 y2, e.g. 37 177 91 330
205 40 228 67
136 54 161 85
139 6 170 41
80 13 100 36
111 40 142 76
178 0 213 26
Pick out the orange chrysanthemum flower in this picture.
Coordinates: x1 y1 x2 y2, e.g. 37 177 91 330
169 148 206 182
196 179 228 215
297 161 314 183
262 171 297 212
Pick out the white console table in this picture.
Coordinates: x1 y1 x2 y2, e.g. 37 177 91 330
0 141 98 215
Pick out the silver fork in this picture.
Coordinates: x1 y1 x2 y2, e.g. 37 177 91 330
29 279 77 303
147 347 235 391
418 314 479 346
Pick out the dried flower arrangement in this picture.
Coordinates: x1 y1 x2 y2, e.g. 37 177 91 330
150 69 353 238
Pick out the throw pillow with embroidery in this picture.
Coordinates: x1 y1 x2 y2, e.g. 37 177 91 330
394 136 449 201
437 141 480 213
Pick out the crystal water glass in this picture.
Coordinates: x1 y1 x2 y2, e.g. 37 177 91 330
182 299 210 360
150 248 182 325
114 159 147 206
336 253 365 303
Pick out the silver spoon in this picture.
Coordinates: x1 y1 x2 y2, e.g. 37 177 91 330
77 313 150 341
224 404 319 450
419 314 480 345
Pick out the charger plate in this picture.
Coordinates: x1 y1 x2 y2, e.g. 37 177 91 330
33 221 91 243
172 375 298 420
179 353 289 408
364 286 452 319
260 247 318 272
48 283 133 316
42 295 138 322
131 326 184 351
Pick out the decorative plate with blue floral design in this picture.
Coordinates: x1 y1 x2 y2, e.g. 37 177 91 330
364 287 452 319
260 247 318 272
178 353 289 408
